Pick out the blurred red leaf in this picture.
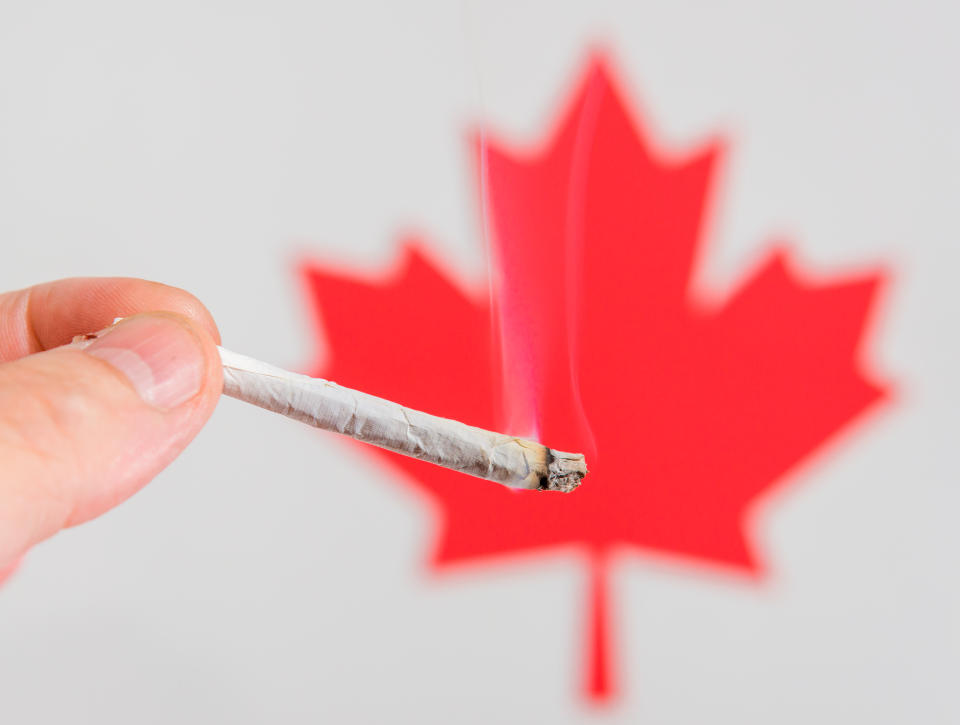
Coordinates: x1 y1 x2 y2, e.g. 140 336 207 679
301 55 889 702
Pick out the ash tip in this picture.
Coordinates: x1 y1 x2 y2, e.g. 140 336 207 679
542 448 588 493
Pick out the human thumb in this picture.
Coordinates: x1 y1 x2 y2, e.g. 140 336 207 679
0 313 222 565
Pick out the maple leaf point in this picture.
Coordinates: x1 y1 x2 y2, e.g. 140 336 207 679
300 54 890 703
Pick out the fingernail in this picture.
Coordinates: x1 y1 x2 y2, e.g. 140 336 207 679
85 315 206 410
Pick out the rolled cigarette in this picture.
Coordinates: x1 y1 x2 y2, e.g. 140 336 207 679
218 347 587 492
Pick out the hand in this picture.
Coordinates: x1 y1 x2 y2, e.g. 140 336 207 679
0 278 223 577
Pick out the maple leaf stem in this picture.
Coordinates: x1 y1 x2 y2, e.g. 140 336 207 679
586 551 614 702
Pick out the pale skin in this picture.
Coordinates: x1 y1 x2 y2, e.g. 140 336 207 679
0 278 224 583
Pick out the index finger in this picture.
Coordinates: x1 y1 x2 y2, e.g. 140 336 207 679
0 277 221 362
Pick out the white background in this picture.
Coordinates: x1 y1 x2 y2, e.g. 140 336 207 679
1 1 958 722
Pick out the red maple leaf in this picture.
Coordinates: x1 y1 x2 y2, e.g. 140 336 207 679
300 55 889 702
